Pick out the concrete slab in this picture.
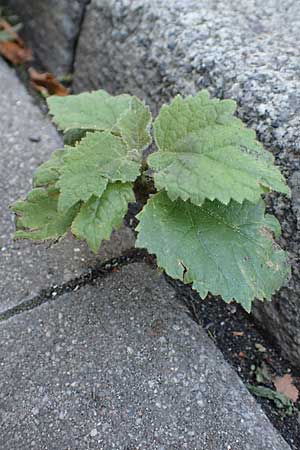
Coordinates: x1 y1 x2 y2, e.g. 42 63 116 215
0 59 134 312
0 263 291 450
73 0 300 366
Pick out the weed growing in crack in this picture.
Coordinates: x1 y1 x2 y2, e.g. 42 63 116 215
11 89 291 312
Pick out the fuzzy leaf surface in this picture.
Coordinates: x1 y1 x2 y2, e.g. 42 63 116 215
115 97 152 151
11 187 79 240
136 192 290 312
149 91 289 205
57 168 107 213
56 131 141 212
72 182 135 253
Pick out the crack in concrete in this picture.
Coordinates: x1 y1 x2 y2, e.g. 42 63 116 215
0 248 148 323
70 0 92 76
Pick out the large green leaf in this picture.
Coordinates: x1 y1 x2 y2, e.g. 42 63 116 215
149 91 290 206
72 182 135 253
47 90 132 132
11 187 79 240
136 192 290 312
48 91 152 150
56 131 141 212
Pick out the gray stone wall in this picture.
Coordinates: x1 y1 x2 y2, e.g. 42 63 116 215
2 0 89 75
3 0 300 366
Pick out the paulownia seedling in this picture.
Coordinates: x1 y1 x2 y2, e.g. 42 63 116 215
11 89 291 312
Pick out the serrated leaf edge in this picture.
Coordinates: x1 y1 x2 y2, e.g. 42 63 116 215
135 196 290 312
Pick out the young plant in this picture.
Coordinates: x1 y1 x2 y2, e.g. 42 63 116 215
11 89 291 312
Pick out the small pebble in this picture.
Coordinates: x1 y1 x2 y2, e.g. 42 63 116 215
32 407 39 416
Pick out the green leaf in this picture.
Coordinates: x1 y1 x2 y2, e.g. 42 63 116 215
33 148 70 187
57 168 108 213
72 182 135 253
149 91 290 206
47 90 132 133
11 187 79 240
264 214 282 239
247 385 294 415
115 97 152 152
56 131 141 212
136 191 290 312
253 362 272 384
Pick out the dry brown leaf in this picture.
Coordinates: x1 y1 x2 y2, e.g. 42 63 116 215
0 19 32 64
239 351 246 358
0 40 32 64
28 67 69 96
273 374 299 403
232 331 244 337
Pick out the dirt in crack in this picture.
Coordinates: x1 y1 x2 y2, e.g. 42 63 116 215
166 276 300 450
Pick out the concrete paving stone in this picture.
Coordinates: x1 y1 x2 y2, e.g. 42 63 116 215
0 263 291 450
1 0 89 75
73 0 300 366
0 59 135 312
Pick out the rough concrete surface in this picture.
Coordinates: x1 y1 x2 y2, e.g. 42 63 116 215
2 0 89 75
0 59 135 312
73 0 300 366
0 263 291 450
